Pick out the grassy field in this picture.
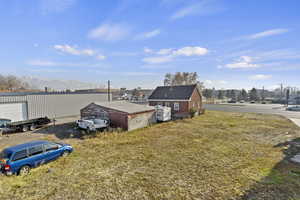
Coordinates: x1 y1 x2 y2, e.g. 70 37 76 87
1 111 300 200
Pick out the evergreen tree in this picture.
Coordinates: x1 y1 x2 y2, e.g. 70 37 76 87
249 88 259 101
217 90 224 99
241 89 248 101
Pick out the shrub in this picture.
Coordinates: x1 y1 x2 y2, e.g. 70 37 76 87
189 108 197 118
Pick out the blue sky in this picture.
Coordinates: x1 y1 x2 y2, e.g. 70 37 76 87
0 0 300 89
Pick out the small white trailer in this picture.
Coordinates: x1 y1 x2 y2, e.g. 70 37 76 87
155 105 171 122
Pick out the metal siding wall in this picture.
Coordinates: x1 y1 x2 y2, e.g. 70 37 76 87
128 111 156 131
0 95 27 103
27 93 107 119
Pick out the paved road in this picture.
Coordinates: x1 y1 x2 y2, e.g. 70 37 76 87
204 103 300 120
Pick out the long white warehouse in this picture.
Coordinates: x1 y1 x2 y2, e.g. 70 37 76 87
0 92 108 122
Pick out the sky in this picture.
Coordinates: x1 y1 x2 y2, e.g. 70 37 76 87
0 0 300 89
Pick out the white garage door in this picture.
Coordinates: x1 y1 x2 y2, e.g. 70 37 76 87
0 103 28 122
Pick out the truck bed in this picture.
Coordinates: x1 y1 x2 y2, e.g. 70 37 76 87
9 117 51 127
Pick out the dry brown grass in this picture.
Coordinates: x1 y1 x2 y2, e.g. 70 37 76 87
1 111 300 200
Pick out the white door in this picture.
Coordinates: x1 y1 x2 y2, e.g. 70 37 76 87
0 103 28 122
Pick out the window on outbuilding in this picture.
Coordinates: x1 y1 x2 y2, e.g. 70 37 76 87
174 103 180 111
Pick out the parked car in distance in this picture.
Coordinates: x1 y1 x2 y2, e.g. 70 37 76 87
239 100 245 103
0 140 73 176
250 101 256 104
76 118 109 132
228 100 237 103
286 106 300 112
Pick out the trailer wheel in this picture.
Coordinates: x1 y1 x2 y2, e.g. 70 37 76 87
22 126 29 132
30 124 36 131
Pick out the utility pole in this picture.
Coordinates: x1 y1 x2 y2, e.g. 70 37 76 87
286 88 290 107
262 86 265 101
107 80 111 102
280 83 283 100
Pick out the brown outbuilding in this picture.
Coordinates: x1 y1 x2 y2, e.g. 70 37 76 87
80 101 156 131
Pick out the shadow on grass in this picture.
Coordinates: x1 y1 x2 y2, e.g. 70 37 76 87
237 138 300 200
32 122 86 140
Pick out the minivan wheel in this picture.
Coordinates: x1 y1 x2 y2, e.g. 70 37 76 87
19 165 30 176
62 151 70 157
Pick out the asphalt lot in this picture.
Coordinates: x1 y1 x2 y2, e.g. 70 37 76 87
204 103 300 120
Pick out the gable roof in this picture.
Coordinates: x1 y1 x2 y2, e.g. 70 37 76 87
93 101 155 114
148 85 200 100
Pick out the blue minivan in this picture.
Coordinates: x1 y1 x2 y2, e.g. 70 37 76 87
0 140 73 175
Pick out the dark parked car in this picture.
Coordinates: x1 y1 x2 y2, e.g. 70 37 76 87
228 100 237 103
0 140 73 176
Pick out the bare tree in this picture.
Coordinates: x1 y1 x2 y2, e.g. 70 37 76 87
164 73 172 86
0 74 30 91
164 72 202 87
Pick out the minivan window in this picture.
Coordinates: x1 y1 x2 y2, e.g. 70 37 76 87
12 149 27 161
29 145 44 156
44 143 59 152
0 150 12 160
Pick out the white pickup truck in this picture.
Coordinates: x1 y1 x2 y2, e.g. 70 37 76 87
76 118 109 132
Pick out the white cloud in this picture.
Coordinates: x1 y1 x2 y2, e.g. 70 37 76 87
28 60 80 67
142 46 209 64
135 29 161 40
54 45 106 60
96 55 106 60
226 62 258 69
171 0 224 20
173 46 209 56
40 0 76 13
122 72 158 76
205 80 213 85
144 47 154 54
54 45 95 56
246 29 289 39
142 56 173 64
27 60 108 68
157 48 173 55
225 56 259 69
88 23 130 41
249 74 272 80
204 79 228 88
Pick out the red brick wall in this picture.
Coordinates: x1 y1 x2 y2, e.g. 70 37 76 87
108 110 128 130
188 88 202 113
149 101 189 114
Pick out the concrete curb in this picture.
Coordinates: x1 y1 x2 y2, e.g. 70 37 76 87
289 118 300 128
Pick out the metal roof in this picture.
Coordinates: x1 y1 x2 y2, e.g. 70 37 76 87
148 85 199 100
0 91 108 97
93 101 155 114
